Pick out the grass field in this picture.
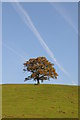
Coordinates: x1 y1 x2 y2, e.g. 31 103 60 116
2 84 78 118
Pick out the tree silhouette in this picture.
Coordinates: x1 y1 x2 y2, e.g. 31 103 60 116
23 57 58 84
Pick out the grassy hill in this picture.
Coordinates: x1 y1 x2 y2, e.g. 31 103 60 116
2 84 78 118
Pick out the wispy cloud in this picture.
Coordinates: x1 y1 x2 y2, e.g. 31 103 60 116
51 3 78 34
12 2 76 84
3 43 28 61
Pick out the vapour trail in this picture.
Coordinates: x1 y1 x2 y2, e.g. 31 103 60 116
51 3 78 34
3 43 28 61
12 2 70 76
12 2 76 85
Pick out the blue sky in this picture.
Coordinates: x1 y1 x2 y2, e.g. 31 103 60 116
2 2 78 85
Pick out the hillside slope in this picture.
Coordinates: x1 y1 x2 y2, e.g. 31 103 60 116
2 84 78 118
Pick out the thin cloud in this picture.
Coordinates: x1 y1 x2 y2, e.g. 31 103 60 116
51 3 78 34
3 43 28 61
12 2 76 84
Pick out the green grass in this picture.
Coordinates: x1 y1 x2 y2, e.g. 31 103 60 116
2 84 78 118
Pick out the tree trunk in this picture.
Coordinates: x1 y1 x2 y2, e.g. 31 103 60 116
37 79 40 85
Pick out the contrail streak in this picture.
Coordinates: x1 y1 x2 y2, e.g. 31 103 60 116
12 2 76 85
51 3 78 34
3 43 27 61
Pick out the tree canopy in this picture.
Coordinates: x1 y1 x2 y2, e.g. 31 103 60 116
23 56 58 84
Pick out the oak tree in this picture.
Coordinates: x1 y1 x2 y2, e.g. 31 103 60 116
23 57 58 84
